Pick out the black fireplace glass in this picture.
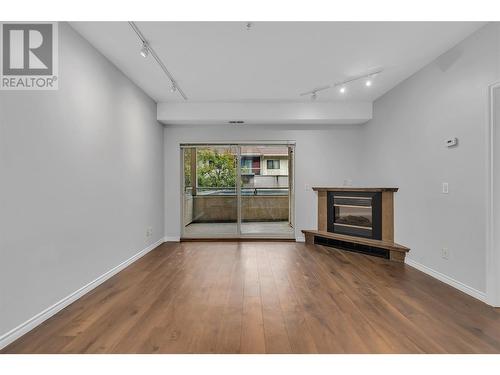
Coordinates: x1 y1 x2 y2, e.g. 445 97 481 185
334 205 372 228
327 192 382 240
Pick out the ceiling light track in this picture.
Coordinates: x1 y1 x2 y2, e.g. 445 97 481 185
128 21 188 101
300 68 383 100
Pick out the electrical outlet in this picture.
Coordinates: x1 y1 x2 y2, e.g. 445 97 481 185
146 227 153 238
441 247 450 260
442 182 449 194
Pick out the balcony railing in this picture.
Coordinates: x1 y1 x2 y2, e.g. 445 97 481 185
185 186 289 196
241 167 261 175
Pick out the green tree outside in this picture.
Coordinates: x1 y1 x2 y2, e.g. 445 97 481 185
196 149 236 188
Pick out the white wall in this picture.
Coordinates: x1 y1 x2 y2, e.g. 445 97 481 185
0 23 164 338
164 124 365 240
359 23 500 294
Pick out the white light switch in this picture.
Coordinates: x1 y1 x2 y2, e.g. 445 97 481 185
442 182 449 194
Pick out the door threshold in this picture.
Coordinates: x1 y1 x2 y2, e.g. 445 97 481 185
180 237 296 242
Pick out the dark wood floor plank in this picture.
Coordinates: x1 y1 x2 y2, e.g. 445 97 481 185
289 243 394 353
188 244 237 353
2 243 182 354
255 245 292 354
265 245 320 354
274 245 350 353
61 243 197 354
309 245 497 353
214 244 245 353
128 243 224 353
239 246 266 354
3 241 500 354
336 249 500 353
301 245 441 353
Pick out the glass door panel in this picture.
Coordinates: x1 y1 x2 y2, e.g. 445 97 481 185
182 145 238 237
239 145 294 237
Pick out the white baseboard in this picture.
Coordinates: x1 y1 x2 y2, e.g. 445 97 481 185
164 236 180 242
295 236 305 243
405 258 487 304
0 238 165 350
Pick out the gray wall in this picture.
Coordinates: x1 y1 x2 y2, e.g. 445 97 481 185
164 124 365 240
359 23 500 292
0 23 165 337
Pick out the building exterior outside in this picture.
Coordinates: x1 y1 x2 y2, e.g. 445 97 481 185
241 147 289 189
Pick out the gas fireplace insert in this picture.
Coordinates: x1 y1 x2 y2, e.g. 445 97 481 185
327 191 382 239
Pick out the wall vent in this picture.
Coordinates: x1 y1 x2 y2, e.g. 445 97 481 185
228 120 245 124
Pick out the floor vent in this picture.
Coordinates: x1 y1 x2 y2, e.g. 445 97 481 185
314 236 390 259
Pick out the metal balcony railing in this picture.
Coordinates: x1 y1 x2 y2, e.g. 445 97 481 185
185 186 289 196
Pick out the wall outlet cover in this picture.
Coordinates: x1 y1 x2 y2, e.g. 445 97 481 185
442 182 449 194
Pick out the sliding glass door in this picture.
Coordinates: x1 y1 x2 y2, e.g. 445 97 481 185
240 145 292 236
181 143 294 239
182 145 238 237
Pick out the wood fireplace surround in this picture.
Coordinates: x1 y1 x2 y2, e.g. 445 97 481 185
302 187 410 262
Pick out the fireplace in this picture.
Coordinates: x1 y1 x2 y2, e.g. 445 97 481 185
327 191 382 240
302 187 409 262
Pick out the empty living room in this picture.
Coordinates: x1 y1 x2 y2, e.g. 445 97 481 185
2 0 500 373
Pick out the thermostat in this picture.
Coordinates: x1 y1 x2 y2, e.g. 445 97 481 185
446 137 458 148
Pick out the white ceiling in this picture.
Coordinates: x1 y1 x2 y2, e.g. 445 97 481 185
70 22 484 103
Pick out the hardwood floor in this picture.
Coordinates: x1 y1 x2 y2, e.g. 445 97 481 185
3 241 500 354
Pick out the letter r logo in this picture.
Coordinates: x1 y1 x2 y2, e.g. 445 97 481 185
2 23 53 75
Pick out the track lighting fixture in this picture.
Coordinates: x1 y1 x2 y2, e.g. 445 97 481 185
246 22 252 30
299 68 383 99
140 42 149 58
311 92 317 101
129 22 188 100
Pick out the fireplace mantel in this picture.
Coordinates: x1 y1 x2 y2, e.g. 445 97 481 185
312 187 399 192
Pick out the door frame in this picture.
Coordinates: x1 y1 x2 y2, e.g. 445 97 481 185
179 141 296 239
486 82 500 306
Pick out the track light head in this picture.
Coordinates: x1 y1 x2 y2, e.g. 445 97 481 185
365 80 372 87
170 83 177 93
339 86 346 94
311 92 317 101
140 42 149 58
246 22 252 30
